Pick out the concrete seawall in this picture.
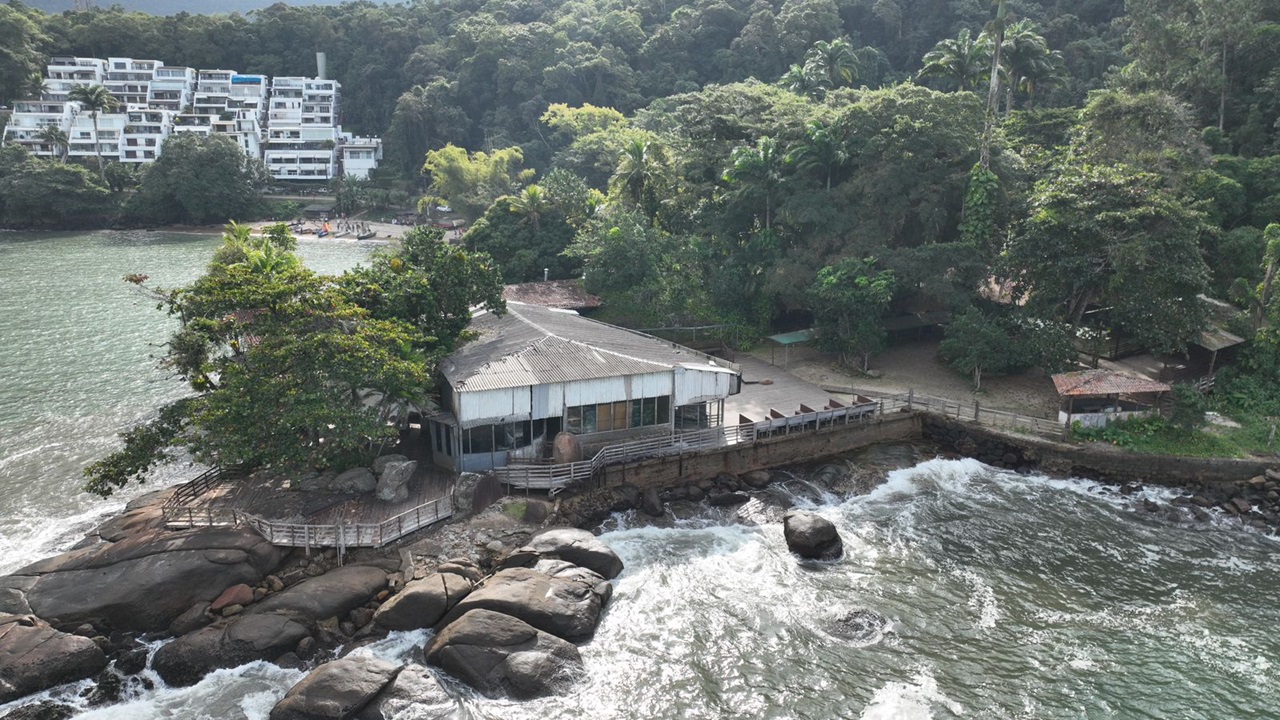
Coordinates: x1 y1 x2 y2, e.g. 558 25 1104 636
599 411 924 491
922 416 1280 487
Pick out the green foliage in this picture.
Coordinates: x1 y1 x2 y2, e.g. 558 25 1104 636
1071 414 1244 458
463 192 580 283
0 5 48 105
809 258 895 372
421 144 533 222
940 306 1016 391
959 163 1000 255
1169 383 1210 432
128 133 269 225
84 223 504 496
0 148 116 228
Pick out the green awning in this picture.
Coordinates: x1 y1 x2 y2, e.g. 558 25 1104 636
768 328 816 345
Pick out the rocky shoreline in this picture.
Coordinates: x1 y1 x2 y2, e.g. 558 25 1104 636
2 441 1276 718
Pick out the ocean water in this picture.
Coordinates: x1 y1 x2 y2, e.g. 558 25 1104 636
2 232 1277 718
0 230 375 576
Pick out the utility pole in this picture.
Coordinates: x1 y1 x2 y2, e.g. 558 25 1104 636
74 0 97 11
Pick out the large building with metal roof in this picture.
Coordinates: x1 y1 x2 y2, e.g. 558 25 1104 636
426 303 742 472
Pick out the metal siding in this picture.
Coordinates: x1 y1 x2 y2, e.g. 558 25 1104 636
564 377 627 406
674 367 732 405
635 372 672 398
531 383 564 419
459 388 531 427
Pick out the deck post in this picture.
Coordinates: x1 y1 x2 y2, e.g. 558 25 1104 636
974 400 980 421
907 389 914 411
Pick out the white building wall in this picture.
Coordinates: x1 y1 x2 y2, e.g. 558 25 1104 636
674 366 735 406
458 388 531 427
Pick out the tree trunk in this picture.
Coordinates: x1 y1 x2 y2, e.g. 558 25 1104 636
92 112 105 181
973 365 982 392
1256 258 1277 329
1219 39 1228 132
980 34 1003 170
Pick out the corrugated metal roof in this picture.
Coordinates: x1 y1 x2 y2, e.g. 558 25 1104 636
1052 370 1171 397
444 303 738 392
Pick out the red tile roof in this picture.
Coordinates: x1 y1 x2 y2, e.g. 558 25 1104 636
1051 370 1171 397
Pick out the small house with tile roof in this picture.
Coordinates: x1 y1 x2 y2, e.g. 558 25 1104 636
426 303 742 472
1052 370 1171 429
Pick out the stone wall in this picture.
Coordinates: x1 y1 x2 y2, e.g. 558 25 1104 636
598 411 923 491
923 416 1280 487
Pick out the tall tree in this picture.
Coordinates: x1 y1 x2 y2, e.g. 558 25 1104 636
917 28 991 92
723 136 785 231
809 257 896 371
37 125 69 163
421 144 533 222
609 135 668 219
979 0 1008 168
787 120 848 190
68 84 119 181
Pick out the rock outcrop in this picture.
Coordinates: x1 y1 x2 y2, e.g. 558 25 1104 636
0 615 108 703
152 613 309 687
249 565 388 622
522 528 624 580
426 609 583 700
373 573 472 632
438 567 606 643
375 461 416 504
353 664 457 720
0 525 281 634
782 510 844 560
269 655 400 720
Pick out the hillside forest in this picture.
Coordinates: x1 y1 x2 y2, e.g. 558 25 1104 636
5 0 1280 450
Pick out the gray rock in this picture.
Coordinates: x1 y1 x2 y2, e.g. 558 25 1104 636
0 526 280 633
783 510 844 561
334 468 377 494
426 609 583 699
742 470 772 489
451 473 485 521
269 655 400 720
0 700 77 719
640 488 664 517
375 461 416 504
249 566 388 624
169 602 213 636
522 528 623 580
686 486 705 502
372 455 410 477
0 615 108 703
708 491 750 506
152 613 309 687
373 573 472 631
439 568 605 642
436 562 484 584
354 664 457 720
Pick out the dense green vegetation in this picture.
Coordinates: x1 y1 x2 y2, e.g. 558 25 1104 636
4 0 1280 460
84 224 505 496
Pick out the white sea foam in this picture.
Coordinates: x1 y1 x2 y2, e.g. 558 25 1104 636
859 669 964 719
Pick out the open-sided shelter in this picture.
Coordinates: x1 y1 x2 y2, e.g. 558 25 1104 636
1052 370 1171 429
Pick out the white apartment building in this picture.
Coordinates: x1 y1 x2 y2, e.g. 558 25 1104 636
3 55 380 179
339 135 383 180
264 76 341 180
148 66 196 111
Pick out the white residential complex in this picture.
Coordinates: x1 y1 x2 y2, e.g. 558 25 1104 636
2 53 381 181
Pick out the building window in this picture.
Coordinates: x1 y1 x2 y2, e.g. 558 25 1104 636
566 396 669 434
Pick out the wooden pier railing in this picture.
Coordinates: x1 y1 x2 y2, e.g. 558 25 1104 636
493 397 882 491
161 473 454 550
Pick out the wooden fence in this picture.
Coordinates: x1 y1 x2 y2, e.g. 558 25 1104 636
882 390 1064 438
493 398 881 491
161 473 454 550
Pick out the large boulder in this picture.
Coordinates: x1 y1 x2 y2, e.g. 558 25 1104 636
522 528 623 580
426 609 583 699
353 664 457 720
333 468 378 494
249 565 388 623
375 461 416 504
0 526 281 633
373 573 472 632
782 510 844 561
152 613 309 687
0 615 108 703
269 655 400 720
371 455 409 476
438 567 606 642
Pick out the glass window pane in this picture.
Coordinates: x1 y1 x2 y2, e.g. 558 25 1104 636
643 397 656 426
631 399 643 428
583 405 597 433
657 396 670 425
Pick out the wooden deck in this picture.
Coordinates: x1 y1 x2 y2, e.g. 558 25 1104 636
726 355 855 423
163 463 457 549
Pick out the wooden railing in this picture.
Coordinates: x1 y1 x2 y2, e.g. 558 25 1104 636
161 471 454 549
493 399 881 491
883 391 1064 437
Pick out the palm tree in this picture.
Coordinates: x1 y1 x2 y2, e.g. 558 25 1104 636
804 38 860 91
917 28 992 92
786 121 849 191
37 126 69 163
998 20 1050 115
1017 48 1064 110
980 0 1009 169
723 136 785 231
508 184 551 230
610 136 667 217
68 84 120 181
780 63 824 100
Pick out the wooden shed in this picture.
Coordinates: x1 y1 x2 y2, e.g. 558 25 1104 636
1052 370 1171 429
